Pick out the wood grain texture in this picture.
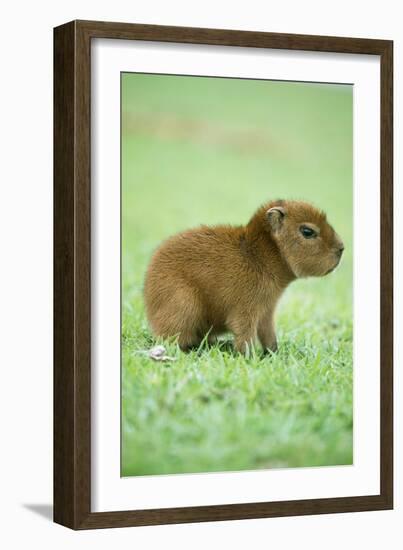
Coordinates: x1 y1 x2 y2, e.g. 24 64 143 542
54 20 91 528
380 41 393 506
54 20 393 530
54 21 76 528
74 19 390 54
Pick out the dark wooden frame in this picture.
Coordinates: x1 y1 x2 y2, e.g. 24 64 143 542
54 19 393 530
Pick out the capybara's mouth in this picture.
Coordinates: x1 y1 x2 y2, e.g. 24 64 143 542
325 258 341 275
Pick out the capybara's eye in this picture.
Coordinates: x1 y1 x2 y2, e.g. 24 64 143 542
300 225 316 239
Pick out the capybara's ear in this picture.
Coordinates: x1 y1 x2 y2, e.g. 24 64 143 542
266 206 285 232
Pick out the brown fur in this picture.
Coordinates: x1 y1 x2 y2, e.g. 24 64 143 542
144 200 344 354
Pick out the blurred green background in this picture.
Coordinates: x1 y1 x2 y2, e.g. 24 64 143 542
121 73 353 476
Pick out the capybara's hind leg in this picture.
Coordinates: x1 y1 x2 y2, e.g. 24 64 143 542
177 288 205 350
152 283 204 351
177 331 201 351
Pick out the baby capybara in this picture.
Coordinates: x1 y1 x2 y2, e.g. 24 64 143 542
144 200 344 354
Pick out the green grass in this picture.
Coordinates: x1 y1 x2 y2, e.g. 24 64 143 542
121 73 353 476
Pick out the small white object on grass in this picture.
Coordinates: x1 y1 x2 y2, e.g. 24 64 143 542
148 345 176 362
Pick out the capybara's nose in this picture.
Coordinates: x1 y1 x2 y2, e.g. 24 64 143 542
336 244 344 257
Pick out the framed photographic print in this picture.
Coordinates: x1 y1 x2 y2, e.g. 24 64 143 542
54 20 393 529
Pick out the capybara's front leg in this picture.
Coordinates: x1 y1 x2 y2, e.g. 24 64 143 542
228 312 258 355
258 310 278 353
